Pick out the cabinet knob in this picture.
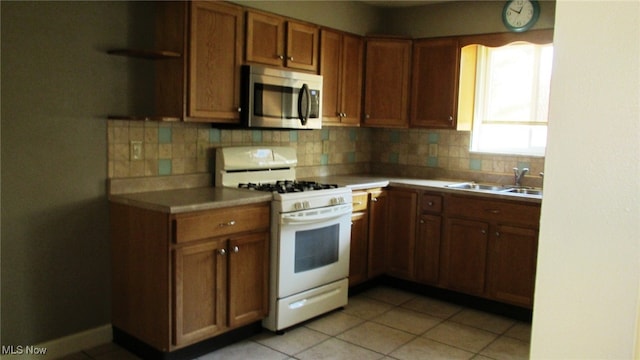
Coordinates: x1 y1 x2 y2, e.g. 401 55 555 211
219 220 236 227
237 107 242 112
371 197 378 202
420 219 425 224
481 229 487 235
428 201 434 206
288 56 294 61
232 246 239 253
365 114 370 119
496 232 501 237
278 55 284 60
219 248 227 256
449 115 453 122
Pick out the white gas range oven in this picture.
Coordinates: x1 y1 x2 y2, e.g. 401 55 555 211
215 146 352 333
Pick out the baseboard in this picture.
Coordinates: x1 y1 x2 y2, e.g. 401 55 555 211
0 324 112 360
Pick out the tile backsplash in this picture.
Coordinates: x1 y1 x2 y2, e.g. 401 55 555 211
107 120 544 188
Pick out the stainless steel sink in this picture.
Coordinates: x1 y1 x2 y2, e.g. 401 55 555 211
446 182 506 191
446 182 543 196
503 187 543 196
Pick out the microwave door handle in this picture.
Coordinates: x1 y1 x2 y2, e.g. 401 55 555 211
297 84 310 125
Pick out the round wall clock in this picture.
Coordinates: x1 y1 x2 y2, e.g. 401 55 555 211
502 0 540 33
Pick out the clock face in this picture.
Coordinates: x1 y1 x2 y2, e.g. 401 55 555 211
502 0 540 32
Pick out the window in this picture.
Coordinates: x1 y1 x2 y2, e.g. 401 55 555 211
469 43 553 156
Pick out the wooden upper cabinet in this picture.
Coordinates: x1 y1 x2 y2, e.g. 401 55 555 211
245 11 285 67
246 10 319 72
188 1 244 122
363 38 412 128
410 38 460 129
320 29 363 126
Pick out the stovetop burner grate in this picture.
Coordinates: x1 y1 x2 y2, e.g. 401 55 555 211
238 180 339 194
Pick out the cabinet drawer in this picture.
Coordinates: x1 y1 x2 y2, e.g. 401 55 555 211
421 193 442 213
173 203 270 243
352 191 368 212
446 195 540 226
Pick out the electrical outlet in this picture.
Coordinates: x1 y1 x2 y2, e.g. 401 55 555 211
130 141 143 160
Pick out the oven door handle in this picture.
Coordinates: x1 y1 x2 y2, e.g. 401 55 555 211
281 209 351 225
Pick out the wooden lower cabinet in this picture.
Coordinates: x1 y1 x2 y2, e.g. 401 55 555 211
349 211 369 286
111 201 270 352
486 224 538 308
386 188 418 279
367 189 389 277
415 214 442 284
442 194 540 308
441 218 489 296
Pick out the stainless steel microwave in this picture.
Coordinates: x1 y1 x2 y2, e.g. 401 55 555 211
241 65 322 130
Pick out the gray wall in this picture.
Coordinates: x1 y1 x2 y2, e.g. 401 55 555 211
1 1 153 345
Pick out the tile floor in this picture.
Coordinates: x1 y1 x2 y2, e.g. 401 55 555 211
63 286 531 360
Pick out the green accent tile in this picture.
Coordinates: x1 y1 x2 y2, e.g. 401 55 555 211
348 152 356 163
389 152 399 164
321 128 330 140
427 157 438 167
469 159 482 171
428 132 440 144
158 159 172 175
517 161 530 170
252 130 262 143
390 131 401 143
158 127 172 144
289 130 298 142
320 154 329 165
349 129 357 141
209 128 221 143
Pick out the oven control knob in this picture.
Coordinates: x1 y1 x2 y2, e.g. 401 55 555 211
294 202 303 210
303 201 310 209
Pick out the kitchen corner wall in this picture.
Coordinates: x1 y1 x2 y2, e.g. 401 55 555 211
107 121 544 188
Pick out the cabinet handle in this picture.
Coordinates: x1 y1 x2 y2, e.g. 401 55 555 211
232 246 239 253
219 220 236 227
353 201 363 205
371 197 378 202
485 209 500 214
219 248 227 256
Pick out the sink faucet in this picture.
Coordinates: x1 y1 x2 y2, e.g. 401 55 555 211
513 167 529 187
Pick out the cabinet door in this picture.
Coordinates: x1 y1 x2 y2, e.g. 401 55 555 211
416 214 442 284
349 211 369 286
228 232 269 327
442 218 488 296
363 38 411 128
340 34 364 125
188 1 243 123
246 11 284 67
386 188 418 280
368 190 389 277
173 239 227 346
320 29 343 124
286 21 319 72
487 224 538 308
410 38 460 128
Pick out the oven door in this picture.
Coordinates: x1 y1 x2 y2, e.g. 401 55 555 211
276 204 352 298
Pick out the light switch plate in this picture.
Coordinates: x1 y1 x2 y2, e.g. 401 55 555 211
130 141 143 160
